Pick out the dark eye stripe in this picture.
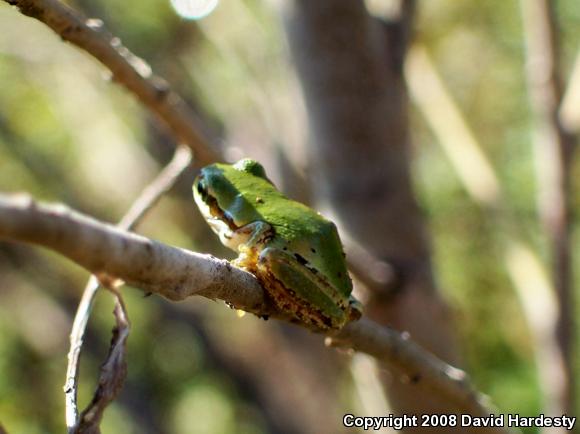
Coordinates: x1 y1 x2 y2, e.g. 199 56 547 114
196 179 208 198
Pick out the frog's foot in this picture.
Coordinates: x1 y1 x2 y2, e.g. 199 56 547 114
255 247 352 331
232 249 258 274
228 221 274 268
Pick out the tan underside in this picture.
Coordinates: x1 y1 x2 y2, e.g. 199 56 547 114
235 250 334 331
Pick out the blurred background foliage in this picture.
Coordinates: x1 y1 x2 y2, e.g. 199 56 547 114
0 0 580 433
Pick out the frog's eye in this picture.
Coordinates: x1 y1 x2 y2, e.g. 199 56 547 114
196 178 208 199
234 158 274 185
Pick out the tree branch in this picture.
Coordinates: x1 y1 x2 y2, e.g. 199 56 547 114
65 146 193 432
0 194 270 313
75 288 129 434
0 194 508 429
330 319 492 417
2 0 219 165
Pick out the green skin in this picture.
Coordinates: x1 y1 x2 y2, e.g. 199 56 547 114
193 158 361 330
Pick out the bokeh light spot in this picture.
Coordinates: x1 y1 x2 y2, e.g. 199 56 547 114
170 0 219 20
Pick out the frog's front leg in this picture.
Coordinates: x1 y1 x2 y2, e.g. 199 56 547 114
256 247 352 330
230 221 274 267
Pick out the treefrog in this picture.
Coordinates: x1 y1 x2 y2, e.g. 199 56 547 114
193 158 362 330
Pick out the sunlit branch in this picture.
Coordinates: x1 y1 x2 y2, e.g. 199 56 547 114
0 194 509 429
0 194 270 311
3 0 219 165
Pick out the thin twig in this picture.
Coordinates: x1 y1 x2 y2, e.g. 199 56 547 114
0 194 509 428
118 146 193 232
64 146 192 432
75 286 130 434
520 0 577 418
2 0 219 165
64 275 99 431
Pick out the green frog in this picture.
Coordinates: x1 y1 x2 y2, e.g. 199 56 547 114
193 158 361 330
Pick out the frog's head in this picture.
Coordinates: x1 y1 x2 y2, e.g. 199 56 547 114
193 159 273 235
193 163 239 235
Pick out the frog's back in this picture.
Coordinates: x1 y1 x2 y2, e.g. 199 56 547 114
218 160 352 294
258 195 353 296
